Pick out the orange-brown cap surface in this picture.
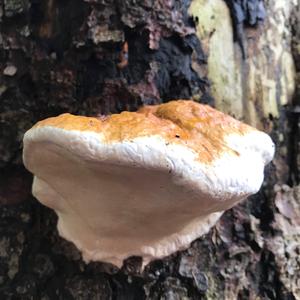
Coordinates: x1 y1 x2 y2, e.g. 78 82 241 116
23 100 274 267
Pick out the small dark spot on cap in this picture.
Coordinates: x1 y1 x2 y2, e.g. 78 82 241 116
175 134 180 138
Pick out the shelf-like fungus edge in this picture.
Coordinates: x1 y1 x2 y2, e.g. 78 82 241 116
23 100 275 268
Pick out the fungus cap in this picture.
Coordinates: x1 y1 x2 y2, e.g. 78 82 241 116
23 100 275 267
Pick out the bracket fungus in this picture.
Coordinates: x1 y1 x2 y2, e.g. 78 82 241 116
23 100 274 268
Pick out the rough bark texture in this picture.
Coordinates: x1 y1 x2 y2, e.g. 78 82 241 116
0 0 299 299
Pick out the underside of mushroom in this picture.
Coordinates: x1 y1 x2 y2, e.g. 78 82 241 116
23 100 275 268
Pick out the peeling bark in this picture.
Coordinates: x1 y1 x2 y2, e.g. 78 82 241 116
0 0 299 299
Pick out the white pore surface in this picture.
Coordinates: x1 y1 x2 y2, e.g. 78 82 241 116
23 126 275 267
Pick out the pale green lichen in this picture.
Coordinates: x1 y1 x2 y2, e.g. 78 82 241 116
189 0 296 129
189 0 243 120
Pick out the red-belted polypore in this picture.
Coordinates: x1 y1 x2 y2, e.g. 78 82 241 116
23 100 275 267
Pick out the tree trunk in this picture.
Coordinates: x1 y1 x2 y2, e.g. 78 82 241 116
0 0 299 299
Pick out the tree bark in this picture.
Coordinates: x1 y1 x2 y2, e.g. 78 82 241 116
0 0 299 299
